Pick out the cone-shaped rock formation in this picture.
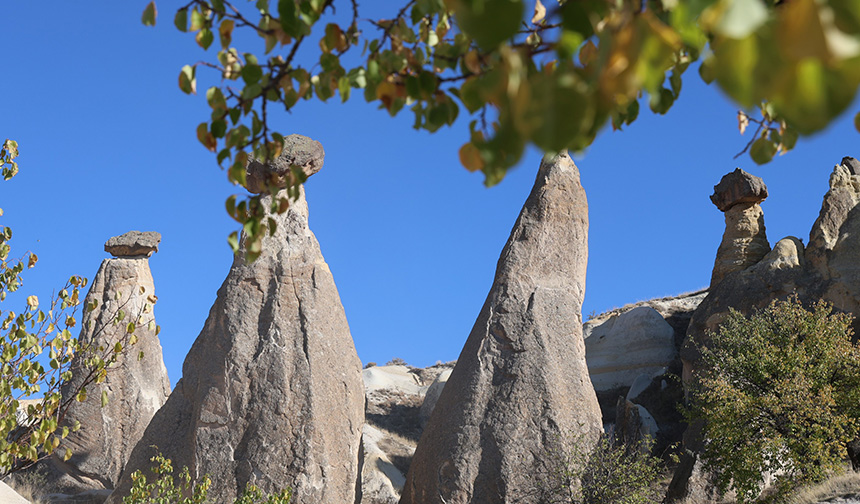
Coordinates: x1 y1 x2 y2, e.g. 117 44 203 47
21 232 170 498
108 136 364 504
400 153 602 504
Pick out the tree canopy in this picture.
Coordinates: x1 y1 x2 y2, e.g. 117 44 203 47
141 0 860 256
690 298 860 503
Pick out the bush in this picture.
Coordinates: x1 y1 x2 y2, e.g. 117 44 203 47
690 297 860 503
123 451 291 504
539 429 661 504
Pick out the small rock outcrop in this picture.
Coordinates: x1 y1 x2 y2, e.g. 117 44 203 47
109 136 364 504
360 363 453 504
400 153 602 504
584 306 676 391
419 368 451 427
581 290 704 451
710 169 771 285
103 231 161 258
15 232 170 501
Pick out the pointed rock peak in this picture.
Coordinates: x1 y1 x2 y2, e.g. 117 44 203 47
841 156 860 175
104 231 161 258
246 134 325 193
710 168 768 212
401 153 600 504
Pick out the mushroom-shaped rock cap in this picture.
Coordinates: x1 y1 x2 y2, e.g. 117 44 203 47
841 156 860 176
710 168 768 212
104 231 161 258
246 134 325 194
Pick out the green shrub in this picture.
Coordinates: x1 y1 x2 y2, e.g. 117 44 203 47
539 430 661 504
123 451 291 504
690 297 860 503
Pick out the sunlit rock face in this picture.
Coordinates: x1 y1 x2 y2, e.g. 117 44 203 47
15 231 170 502
109 135 364 504
401 153 602 504
670 157 860 503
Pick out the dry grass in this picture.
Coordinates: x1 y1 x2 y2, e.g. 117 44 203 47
786 469 860 504
669 467 860 504
5 470 47 504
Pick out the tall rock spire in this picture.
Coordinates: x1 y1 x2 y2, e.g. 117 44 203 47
109 135 364 504
400 153 602 504
20 231 170 497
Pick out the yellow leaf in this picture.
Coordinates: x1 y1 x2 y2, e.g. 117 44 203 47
26 295 38 309
459 143 484 172
531 0 546 24
738 111 749 135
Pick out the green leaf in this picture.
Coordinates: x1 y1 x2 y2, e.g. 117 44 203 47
141 2 157 26
241 64 263 85
174 8 188 32
855 111 860 133
179 65 196 94
101 390 109 408
196 28 214 50
750 136 778 164
190 8 206 31
781 127 799 150
278 0 306 38
649 88 676 115
227 231 240 253
453 0 524 49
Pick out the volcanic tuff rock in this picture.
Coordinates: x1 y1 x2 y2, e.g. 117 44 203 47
670 158 860 502
17 235 170 500
103 231 161 258
360 363 453 504
583 306 676 391
400 153 602 504
108 137 364 504
245 134 325 193
710 169 771 286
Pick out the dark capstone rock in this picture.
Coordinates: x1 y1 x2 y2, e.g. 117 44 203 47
104 231 160 257
842 156 860 175
246 134 325 193
709 168 768 212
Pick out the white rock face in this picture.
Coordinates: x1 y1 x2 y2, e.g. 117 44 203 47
0 482 30 504
363 365 427 396
419 368 451 425
361 424 408 504
584 306 676 391
359 363 453 504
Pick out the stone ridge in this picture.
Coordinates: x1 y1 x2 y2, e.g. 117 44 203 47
586 288 708 325
104 231 161 257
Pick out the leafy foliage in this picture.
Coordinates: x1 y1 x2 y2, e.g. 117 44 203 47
140 0 860 256
0 142 156 475
539 430 661 504
123 451 292 504
690 297 860 503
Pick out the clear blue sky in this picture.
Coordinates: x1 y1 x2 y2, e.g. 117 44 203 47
2 3 859 385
